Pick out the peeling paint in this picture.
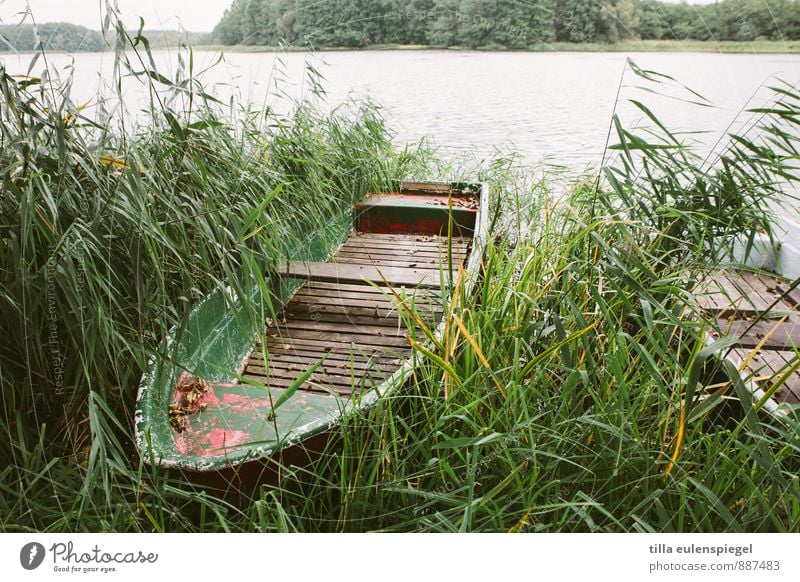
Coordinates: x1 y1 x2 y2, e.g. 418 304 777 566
222 392 273 412
174 423 250 457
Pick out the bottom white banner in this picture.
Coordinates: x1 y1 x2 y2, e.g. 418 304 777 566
1 533 798 581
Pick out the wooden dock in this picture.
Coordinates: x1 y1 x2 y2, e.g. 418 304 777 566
695 270 800 407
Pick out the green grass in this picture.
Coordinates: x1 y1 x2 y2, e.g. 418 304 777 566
1 16 800 532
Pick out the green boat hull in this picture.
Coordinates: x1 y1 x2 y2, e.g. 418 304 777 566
135 182 488 475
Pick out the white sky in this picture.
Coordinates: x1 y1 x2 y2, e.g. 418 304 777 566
0 1 232 32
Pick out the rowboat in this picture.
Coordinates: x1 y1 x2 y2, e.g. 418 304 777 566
135 181 488 479
693 231 800 419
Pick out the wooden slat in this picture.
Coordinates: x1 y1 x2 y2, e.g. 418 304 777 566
271 318 406 338
293 286 409 301
256 334 411 357
240 372 343 392
246 363 390 385
240 373 366 396
338 242 468 255
729 348 800 405
239 375 332 396
717 272 769 312
283 310 405 329
770 280 800 309
341 237 469 251
265 327 411 349
278 261 448 288
695 271 796 316
243 363 389 392
249 351 400 372
334 249 467 261
737 271 792 309
261 334 409 354
245 362 385 385
246 362 389 384
330 256 463 269
332 257 464 267
258 348 408 370
728 272 781 312
296 283 441 302
398 181 452 193
714 317 800 350
252 349 403 369
302 280 440 297
297 289 388 302
339 244 469 259
715 273 768 315
284 309 436 329
285 300 440 319
288 295 440 316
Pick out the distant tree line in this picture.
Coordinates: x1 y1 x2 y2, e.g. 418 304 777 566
0 23 104 52
211 0 800 47
0 24 205 52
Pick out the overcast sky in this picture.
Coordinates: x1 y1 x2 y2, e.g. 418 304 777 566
1 0 720 33
0 1 233 32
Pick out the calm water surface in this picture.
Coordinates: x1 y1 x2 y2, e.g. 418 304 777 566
2 50 800 168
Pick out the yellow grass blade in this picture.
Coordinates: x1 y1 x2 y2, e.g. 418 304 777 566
664 404 686 477
451 313 507 400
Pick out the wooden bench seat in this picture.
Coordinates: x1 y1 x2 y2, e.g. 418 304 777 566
277 261 452 288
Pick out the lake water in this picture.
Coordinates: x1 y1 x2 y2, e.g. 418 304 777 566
2 49 800 170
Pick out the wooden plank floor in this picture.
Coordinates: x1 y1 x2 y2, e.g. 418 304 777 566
241 232 471 398
697 270 800 405
728 348 800 405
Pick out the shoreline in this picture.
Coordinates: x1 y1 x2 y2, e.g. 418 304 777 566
3 39 800 56
198 39 800 54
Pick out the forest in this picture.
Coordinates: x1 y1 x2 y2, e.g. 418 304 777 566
2 1 798 52
0 23 205 52
0 23 104 52
211 0 800 48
